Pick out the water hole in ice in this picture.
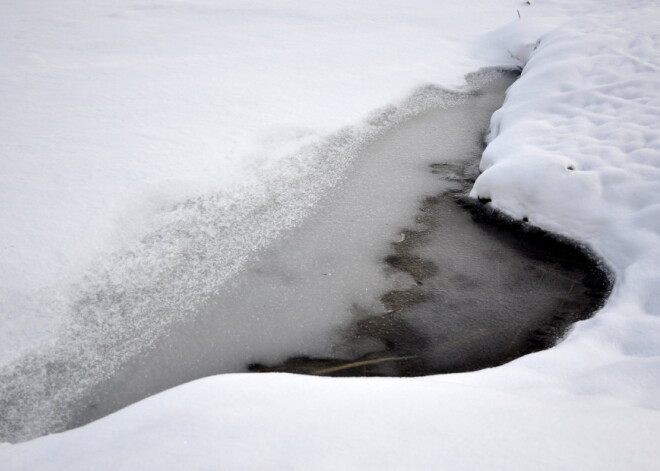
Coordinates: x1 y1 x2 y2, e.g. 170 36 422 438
251 173 612 376
0 68 611 442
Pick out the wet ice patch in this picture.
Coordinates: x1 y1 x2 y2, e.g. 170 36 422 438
252 161 611 377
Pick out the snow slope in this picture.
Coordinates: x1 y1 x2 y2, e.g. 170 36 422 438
2 0 660 469
2 374 659 471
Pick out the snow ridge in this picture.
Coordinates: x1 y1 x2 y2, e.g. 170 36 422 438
471 6 660 409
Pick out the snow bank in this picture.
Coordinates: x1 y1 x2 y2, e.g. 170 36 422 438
2 374 660 471
467 1 660 410
2 0 660 469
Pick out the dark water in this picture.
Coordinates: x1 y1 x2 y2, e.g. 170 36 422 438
251 106 613 377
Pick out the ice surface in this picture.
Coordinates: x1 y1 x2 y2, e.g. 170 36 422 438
0 68 517 442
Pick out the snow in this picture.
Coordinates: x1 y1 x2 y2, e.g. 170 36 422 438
2 0 660 469
468 2 660 411
2 374 660 471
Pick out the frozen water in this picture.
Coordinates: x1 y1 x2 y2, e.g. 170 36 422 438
71 70 524 431
0 69 515 442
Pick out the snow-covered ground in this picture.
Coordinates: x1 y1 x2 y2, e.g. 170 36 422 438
2 0 660 469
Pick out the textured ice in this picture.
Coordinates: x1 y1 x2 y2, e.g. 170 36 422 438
0 69 515 441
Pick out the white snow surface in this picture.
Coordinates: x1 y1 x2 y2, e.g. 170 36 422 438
2 0 660 469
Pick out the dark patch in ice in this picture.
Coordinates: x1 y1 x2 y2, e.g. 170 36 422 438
251 138 613 377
